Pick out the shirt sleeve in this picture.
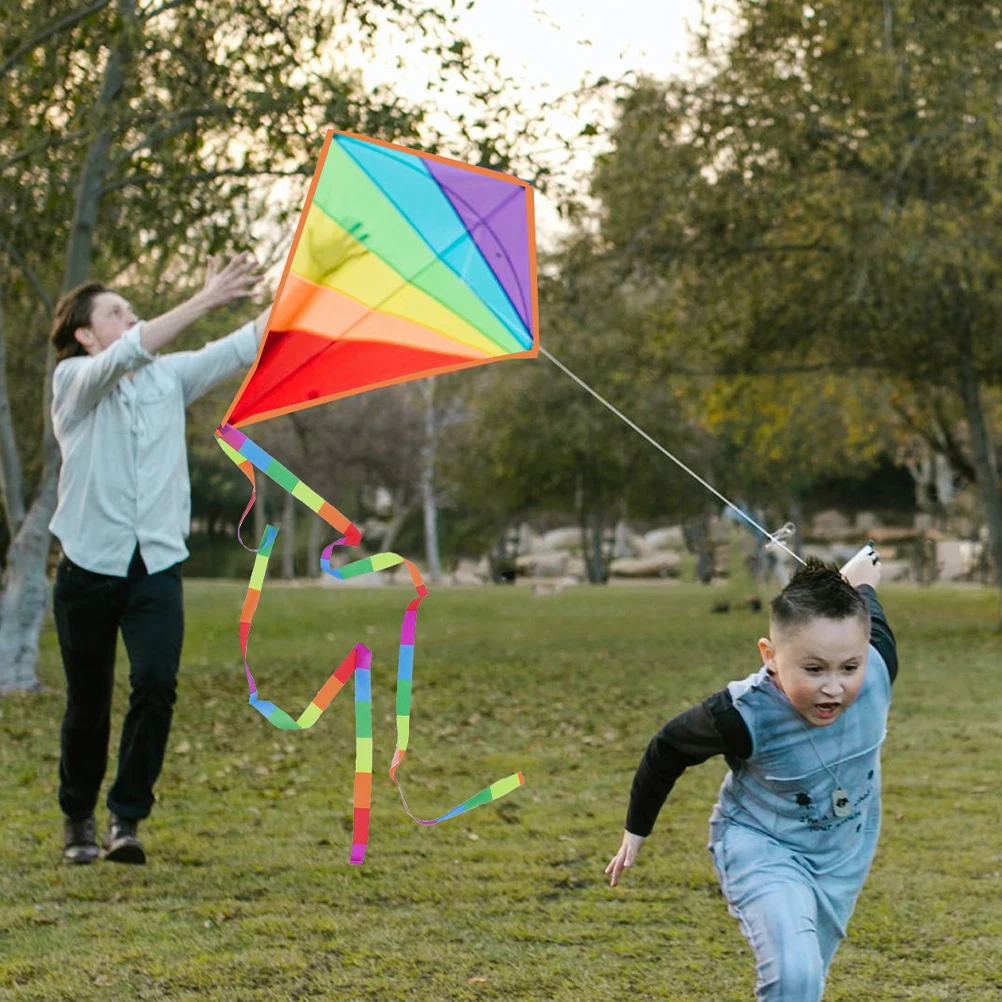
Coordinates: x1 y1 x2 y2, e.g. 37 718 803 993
51 323 154 423
858 584 898 684
625 687 752 837
160 321 259 406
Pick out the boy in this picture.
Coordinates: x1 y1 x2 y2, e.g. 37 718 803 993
606 546 896 1002
50 253 268 865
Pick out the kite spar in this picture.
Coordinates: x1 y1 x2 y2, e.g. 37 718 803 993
215 130 539 864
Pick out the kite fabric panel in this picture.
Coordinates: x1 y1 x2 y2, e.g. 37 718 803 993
222 129 538 429
213 130 538 864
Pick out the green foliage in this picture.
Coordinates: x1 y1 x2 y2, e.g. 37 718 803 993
0 0 548 516
1 582 1000 999
594 1 1002 385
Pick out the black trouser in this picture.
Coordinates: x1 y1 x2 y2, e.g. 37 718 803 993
53 546 184 821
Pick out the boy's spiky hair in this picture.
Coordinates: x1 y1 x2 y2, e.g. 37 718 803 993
770 557 869 636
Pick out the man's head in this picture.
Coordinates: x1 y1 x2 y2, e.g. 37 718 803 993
50 284 138 361
759 558 870 727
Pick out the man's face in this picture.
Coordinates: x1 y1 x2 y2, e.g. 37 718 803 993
75 292 138 355
758 615 869 727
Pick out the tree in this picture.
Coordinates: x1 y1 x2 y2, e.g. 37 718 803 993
0 0 544 690
453 237 712 583
590 1 1002 622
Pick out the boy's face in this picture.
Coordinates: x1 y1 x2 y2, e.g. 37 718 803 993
758 614 869 727
75 292 138 355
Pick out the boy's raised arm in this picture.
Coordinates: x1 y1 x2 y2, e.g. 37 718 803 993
841 542 897 683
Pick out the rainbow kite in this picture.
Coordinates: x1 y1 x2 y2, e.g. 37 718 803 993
214 129 539 864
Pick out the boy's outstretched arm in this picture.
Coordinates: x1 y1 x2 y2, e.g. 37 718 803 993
607 692 751 886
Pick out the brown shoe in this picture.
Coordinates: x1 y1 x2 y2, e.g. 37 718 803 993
63 815 99 865
103 813 146 864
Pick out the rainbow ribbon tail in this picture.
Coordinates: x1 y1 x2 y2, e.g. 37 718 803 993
214 424 524 863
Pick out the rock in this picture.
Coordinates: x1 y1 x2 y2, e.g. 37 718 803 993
609 553 681 578
515 552 569 577
812 509 852 539
641 526 685 551
855 511 879 532
936 540 966 581
541 528 580 551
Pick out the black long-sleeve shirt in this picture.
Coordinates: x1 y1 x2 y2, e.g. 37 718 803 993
625 586 897 837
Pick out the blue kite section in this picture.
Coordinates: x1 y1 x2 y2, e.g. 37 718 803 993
335 135 532 350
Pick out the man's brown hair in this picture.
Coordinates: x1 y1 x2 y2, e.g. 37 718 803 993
50 283 107 362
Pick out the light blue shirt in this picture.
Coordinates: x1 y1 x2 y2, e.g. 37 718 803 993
50 320 258 576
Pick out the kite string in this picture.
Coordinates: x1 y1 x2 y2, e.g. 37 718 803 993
539 347 807 567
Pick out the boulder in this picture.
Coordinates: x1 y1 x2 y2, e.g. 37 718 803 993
641 526 685 552
541 528 581 552
609 553 682 578
812 509 852 539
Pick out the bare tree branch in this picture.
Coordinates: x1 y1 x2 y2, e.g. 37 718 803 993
0 0 112 79
0 131 91 174
100 165 310 194
0 232 54 313
140 0 195 20
112 104 235 165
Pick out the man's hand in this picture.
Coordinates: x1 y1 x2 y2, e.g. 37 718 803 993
841 540 882 590
141 252 265 355
605 830 646 887
200 252 263 309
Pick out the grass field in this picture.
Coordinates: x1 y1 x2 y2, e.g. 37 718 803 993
2 580 1001 1001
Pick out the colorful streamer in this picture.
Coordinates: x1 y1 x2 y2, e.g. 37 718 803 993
215 422 524 864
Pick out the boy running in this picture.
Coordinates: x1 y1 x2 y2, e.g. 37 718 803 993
607 546 896 1002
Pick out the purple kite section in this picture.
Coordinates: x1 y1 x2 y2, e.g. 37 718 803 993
425 159 534 337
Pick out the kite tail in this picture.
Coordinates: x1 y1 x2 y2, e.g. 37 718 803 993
214 423 524 863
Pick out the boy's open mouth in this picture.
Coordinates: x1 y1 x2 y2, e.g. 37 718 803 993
815 701 841 718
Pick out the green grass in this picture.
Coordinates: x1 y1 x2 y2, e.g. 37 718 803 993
2 582 1001 1001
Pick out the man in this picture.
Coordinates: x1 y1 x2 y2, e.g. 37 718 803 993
49 252 268 864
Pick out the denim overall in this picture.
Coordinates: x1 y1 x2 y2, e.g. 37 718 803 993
708 647 892 1002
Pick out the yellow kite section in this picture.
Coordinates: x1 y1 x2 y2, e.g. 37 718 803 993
271 272 492 361
291 206 507 358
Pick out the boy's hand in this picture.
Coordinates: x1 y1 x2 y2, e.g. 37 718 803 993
605 830 646 887
841 541 881 590
201 252 263 308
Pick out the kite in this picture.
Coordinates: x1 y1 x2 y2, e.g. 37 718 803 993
214 129 539 865
214 129 537 865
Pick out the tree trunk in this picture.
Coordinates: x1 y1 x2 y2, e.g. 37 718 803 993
0 0 134 692
0 284 26 539
420 380 442 584
577 496 606 585
281 490 295 579
306 515 323 578
957 347 1002 626
380 488 413 554
685 507 714 585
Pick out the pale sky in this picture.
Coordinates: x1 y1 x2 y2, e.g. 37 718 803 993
359 0 719 246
